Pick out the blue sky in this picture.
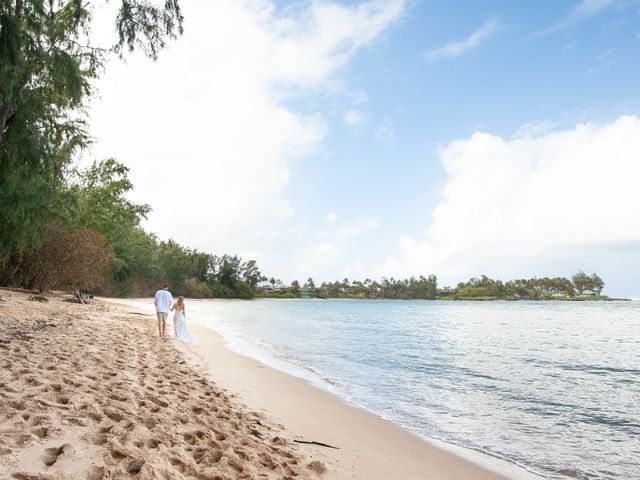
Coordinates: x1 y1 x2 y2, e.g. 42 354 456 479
289 0 640 215
90 0 640 296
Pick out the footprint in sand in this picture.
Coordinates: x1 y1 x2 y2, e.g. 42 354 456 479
126 459 145 475
85 465 104 480
31 426 51 439
41 443 69 466
146 438 162 449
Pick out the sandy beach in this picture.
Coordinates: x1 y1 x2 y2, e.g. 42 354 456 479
0 291 322 480
1 291 533 480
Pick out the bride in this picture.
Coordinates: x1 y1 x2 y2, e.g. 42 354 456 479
170 296 195 343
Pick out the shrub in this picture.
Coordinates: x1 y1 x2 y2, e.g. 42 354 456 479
20 221 112 293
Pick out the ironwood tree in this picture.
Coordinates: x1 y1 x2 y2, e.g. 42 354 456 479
0 0 183 257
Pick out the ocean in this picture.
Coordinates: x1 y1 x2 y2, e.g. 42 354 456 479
170 299 639 480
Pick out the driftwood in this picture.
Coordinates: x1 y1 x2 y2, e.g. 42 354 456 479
73 289 86 304
293 440 339 449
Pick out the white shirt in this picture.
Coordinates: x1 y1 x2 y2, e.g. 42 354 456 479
154 289 173 313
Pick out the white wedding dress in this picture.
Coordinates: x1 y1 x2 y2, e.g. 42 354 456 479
173 308 195 343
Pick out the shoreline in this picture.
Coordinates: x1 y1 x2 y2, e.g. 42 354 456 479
112 297 541 480
256 295 631 301
0 290 322 479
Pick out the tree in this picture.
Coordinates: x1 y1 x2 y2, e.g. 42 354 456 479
156 240 191 291
60 159 159 294
240 259 262 291
303 277 316 293
571 271 593 295
289 280 301 296
590 273 604 295
20 220 112 293
0 0 183 258
69 159 151 238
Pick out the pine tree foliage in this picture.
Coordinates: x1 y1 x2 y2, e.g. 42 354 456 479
0 0 183 256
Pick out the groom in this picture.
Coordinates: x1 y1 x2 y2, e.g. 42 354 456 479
154 284 173 337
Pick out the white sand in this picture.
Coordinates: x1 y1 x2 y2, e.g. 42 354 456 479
0 291 322 479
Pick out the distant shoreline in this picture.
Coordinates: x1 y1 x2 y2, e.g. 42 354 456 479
255 294 632 302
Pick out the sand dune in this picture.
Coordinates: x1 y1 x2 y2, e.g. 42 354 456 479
0 290 322 479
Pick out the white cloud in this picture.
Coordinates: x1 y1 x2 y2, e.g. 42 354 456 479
383 116 640 285
512 120 557 139
534 0 618 36
375 118 396 144
326 212 338 224
89 0 403 265
424 19 498 62
584 48 616 76
593 48 615 62
343 109 365 127
572 0 617 18
295 216 380 280
351 89 370 105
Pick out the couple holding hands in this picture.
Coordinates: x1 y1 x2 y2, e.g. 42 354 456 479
154 285 195 342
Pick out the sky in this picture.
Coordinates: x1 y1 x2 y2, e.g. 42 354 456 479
88 0 640 296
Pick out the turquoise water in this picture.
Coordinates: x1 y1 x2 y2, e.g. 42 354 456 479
183 299 640 480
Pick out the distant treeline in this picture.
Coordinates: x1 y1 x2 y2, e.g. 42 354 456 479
446 272 604 300
259 271 606 300
301 276 438 299
0 160 261 298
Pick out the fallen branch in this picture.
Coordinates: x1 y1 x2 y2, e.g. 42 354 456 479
293 440 339 450
73 289 86 304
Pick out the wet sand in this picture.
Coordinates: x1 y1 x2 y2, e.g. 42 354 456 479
176 316 537 480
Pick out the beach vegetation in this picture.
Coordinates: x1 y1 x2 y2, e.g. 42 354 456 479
259 272 611 301
0 0 183 260
571 271 604 296
18 220 112 293
303 277 317 296
0 157 264 298
450 272 607 300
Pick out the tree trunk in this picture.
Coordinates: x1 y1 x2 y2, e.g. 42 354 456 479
1 0 24 144
0 104 11 143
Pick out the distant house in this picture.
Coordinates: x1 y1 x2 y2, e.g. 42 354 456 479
258 283 290 294
581 290 595 296
437 289 455 298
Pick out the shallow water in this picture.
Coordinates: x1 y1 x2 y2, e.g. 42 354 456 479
181 299 640 480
